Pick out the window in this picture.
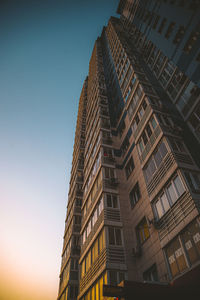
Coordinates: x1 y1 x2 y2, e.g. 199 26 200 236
166 237 187 278
106 194 118 208
75 215 81 224
153 15 160 29
99 197 103 214
165 22 176 39
183 30 200 54
86 250 91 272
142 84 155 95
121 137 130 156
167 70 187 100
125 156 135 178
148 46 159 67
108 227 122 245
188 104 200 131
181 219 200 265
118 120 125 137
144 141 168 183
86 220 91 237
153 53 166 76
127 84 143 121
173 25 185 44
159 60 176 87
129 182 141 208
131 98 148 134
104 167 115 178
109 271 117 285
177 82 200 116
154 174 185 219
71 258 78 270
184 172 200 191
109 271 125 286
143 264 158 282
169 137 186 152
158 18 167 34
136 218 150 244
138 117 158 154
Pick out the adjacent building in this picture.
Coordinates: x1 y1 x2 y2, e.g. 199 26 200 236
58 1 200 299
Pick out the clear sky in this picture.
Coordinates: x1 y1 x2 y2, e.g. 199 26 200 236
0 1 118 299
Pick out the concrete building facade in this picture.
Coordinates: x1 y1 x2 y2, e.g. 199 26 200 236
58 2 200 299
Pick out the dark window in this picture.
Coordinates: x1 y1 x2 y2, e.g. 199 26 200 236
125 156 135 179
153 15 160 29
129 182 141 208
183 30 200 54
173 26 185 44
110 271 117 285
165 22 176 39
158 18 167 34
108 227 115 245
108 227 122 245
107 194 112 207
106 194 118 208
143 264 158 281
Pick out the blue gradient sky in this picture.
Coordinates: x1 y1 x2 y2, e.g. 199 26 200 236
0 1 118 299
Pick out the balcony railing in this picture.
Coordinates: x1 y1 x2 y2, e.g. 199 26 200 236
102 156 115 165
103 178 119 190
155 191 196 241
101 137 113 145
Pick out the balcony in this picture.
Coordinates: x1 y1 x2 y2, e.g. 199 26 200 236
100 120 110 130
99 108 109 117
101 137 113 145
140 125 161 162
80 248 106 294
134 105 151 140
71 245 81 256
103 178 119 190
102 156 115 165
154 191 196 241
146 152 175 196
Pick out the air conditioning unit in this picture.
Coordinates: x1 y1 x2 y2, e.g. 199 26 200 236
132 244 142 257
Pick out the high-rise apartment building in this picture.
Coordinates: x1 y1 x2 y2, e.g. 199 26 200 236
58 1 200 299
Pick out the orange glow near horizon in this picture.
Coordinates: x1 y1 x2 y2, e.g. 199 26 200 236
0 180 63 300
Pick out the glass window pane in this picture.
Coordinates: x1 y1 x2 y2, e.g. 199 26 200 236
192 173 200 189
107 194 112 207
115 228 122 245
110 168 114 178
155 199 164 219
159 142 168 158
112 195 118 208
146 124 152 137
167 183 178 204
104 271 108 284
91 287 95 300
108 227 115 245
151 117 157 129
99 277 103 300
149 159 156 176
95 282 99 300
174 176 185 196
160 193 170 213
154 149 162 167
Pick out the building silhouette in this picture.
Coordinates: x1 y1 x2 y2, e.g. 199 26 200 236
57 1 200 299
